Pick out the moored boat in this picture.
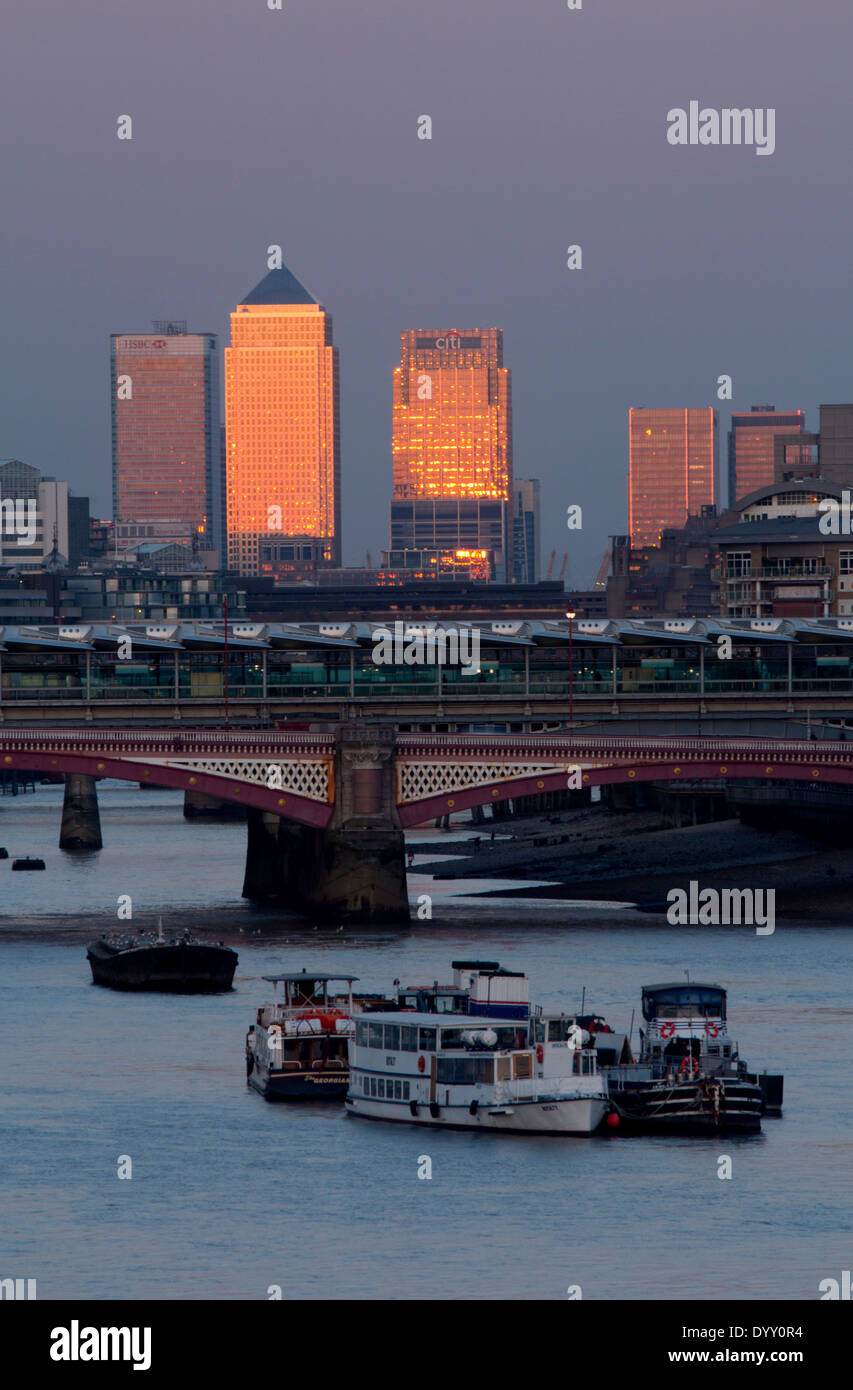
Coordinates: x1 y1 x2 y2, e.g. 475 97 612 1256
604 981 782 1135
87 924 237 993
346 961 610 1136
246 971 363 1101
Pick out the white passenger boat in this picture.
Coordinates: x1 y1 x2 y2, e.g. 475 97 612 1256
345 1009 610 1135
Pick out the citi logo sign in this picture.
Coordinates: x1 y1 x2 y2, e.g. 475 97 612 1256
434 335 461 349
50 1321 152 1371
667 103 775 156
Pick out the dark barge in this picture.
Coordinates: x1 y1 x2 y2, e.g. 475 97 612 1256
87 929 237 993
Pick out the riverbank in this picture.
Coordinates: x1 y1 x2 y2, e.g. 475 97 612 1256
413 806 853 922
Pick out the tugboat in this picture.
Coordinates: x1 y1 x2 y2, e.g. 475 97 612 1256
246 971 364 1100
346 962 611 1136
604 981 782 1135
86 920 237 993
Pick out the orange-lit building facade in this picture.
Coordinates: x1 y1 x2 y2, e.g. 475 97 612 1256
628 407 717 549
225 264 340 576
111 326 221 559
728 405 806 505
392 328 512 500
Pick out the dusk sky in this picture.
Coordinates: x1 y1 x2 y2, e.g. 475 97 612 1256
2 0 851 583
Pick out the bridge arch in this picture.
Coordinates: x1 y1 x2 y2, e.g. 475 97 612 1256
395 758 853 826
0 750 332 828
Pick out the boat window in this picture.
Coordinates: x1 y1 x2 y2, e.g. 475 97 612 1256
399 1026 418 1051
436 1057 495 1085
419 1028 436 1051
402 1081 410 1100
370 1077 377 1096
367 1023 384 1049
378 1078 385 1098
394 1080 403 1099
385 1025 400 1051
399 993 419 1010
707 1045 720 1057
435 994 464 1013
532 1019 545 1043
355 1021 369 1047
496 1057 511 1081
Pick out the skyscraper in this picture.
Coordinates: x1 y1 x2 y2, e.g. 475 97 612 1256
391 328 512 575
628 407 717 549
111 323 221 560
728 405 806 504
511 478 540 583
225 261 340 577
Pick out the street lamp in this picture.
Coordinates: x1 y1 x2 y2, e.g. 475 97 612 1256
566 610 576 736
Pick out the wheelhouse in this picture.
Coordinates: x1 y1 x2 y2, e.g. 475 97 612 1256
642 983 727 1023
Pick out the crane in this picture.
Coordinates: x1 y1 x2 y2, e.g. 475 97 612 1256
546 548 556 580
593 549 611 588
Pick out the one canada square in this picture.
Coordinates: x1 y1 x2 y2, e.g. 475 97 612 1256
225 260 340 576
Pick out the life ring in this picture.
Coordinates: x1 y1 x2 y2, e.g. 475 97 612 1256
705 1021 719 1038
418 1056 426 1073
680 1055 700 1078
660 1022 676 1038
536 1044 544 1063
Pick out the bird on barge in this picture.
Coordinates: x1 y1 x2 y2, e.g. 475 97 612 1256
86 922 237 993
604 982 783 1135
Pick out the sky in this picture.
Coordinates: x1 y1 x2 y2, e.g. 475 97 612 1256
1 0 852 586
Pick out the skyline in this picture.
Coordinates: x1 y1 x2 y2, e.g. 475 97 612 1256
2 0 851 586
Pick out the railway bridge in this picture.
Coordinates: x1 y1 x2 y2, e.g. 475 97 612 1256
2 725 852 922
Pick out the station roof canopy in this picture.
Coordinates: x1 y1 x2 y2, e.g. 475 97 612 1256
3 617 853 653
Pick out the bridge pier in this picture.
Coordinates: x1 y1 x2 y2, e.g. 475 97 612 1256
60 774 103 850
242 725 410 924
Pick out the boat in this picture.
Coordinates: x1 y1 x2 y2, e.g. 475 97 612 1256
12 856 45 871
246 971 364 1100
603 981 782 1135
346 962 610 1135
86 921 237 993
392 959 531 1018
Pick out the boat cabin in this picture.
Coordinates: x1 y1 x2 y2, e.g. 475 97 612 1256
394 960 530 1020
255 972 360 1075
639 983 736 1070
642 982 727 1023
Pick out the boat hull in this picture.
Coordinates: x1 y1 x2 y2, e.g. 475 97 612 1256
346 1093 609 1135
607 1078 764 1135
248 1067 349 1101
87 941 237 993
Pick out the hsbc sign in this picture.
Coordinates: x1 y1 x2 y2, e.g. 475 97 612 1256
117 338 167 350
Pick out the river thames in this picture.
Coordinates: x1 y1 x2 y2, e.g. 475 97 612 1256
1 784 850 1299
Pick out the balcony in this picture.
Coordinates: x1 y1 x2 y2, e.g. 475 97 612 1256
716 566 834 582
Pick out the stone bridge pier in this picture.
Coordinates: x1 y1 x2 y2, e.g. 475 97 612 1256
243 724 410 925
